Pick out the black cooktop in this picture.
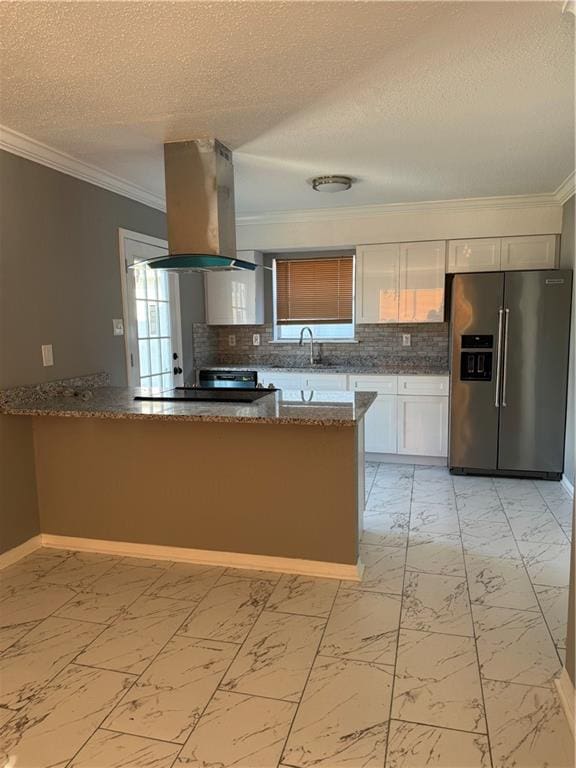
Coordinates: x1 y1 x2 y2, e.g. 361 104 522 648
134 387 275 404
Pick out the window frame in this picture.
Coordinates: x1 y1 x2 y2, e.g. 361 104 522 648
272 253 356 342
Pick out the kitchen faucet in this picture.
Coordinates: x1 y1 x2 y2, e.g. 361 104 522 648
299 326 315 366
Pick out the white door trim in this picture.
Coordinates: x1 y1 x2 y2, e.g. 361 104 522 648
118 228 183 387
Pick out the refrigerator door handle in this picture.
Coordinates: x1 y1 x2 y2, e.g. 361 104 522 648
502 308 510 407
495 308 504 407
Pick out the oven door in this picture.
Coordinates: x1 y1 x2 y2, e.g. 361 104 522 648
198 370 258 389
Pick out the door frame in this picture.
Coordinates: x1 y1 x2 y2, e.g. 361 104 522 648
118 228 183 387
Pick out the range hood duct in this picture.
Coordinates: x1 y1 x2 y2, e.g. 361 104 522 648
139 139 256 272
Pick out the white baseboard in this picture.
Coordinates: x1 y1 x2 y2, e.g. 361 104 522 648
40 534 363 582
555 667 575 736
0 535 42 570
366 452 447 466
561 474 574 498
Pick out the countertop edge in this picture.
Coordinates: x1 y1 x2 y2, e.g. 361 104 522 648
0 405 365 427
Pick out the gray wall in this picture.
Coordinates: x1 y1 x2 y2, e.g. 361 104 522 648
560 195 575 486
560 195 575 687
0 150 167 553
179 273 206 384
0 150 167 389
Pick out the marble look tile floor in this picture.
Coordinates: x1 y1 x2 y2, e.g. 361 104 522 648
0 463 573 767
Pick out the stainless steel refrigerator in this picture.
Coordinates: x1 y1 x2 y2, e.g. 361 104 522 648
449 270 572 479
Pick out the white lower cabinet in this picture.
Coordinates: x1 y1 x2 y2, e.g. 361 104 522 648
364 395 398 453
397 395 448 457
349 375 398 454
303 373 348 391
258 372 303 389
255 369 449 459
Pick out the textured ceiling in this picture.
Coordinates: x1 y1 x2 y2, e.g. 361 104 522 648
0 1 574 214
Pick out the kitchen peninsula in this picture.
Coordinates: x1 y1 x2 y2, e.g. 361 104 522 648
1 379 375 579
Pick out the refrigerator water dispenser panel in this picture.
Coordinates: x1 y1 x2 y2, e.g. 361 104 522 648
462 334 493 348
460 351 492 381
460 334 493 381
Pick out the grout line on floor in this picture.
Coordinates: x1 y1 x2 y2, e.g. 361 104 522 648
479 674 556 691
71 662 140 676
382 467 414 768
60 565 211 767
533 484 572 545
389 716 489 737
492 481 570 668
453 473 495 768
98 724 184 747
277 558 343 764
172 632 242 646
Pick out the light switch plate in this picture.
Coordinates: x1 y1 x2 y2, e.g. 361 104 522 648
252 333 260 346
112 319 124 336
41 344 54 367
402 333 411 347
228 334 236 347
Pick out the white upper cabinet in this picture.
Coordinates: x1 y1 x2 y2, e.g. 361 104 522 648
205 250 264 325
500 235 558 271
356 241 445 324
355 244 400 323
398 241 446 323
447 235 558 274
447 238 501 273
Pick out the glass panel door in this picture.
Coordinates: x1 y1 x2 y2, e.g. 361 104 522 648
120 230 183 389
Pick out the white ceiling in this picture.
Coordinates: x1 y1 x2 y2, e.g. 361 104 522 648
0 1 574 214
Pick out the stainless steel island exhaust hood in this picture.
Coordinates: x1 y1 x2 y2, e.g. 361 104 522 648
136 139 257 272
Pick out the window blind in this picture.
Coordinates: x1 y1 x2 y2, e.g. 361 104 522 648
275 257 353 324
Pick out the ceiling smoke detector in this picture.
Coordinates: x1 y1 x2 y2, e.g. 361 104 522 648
312 175 353 193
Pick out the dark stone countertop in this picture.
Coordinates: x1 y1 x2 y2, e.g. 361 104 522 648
0 385 377 427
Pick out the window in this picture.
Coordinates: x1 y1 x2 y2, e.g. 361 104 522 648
274 255 355 340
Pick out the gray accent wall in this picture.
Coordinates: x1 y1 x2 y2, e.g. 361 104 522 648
560 195 575 486
179 273 206 384
560 195 575 688
0 150 167 389
0 149 167 553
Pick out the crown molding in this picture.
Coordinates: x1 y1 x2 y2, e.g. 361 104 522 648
236 191 561 228
0 125 166 212
1 123 570 222
554 170 576 205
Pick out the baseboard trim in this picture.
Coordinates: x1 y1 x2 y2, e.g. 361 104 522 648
366 452 447 466
0 535 42 570
40 534 363 582
554 667 575 736
561 474 574 498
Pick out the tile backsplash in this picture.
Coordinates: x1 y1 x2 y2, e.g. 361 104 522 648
190 323 449 375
